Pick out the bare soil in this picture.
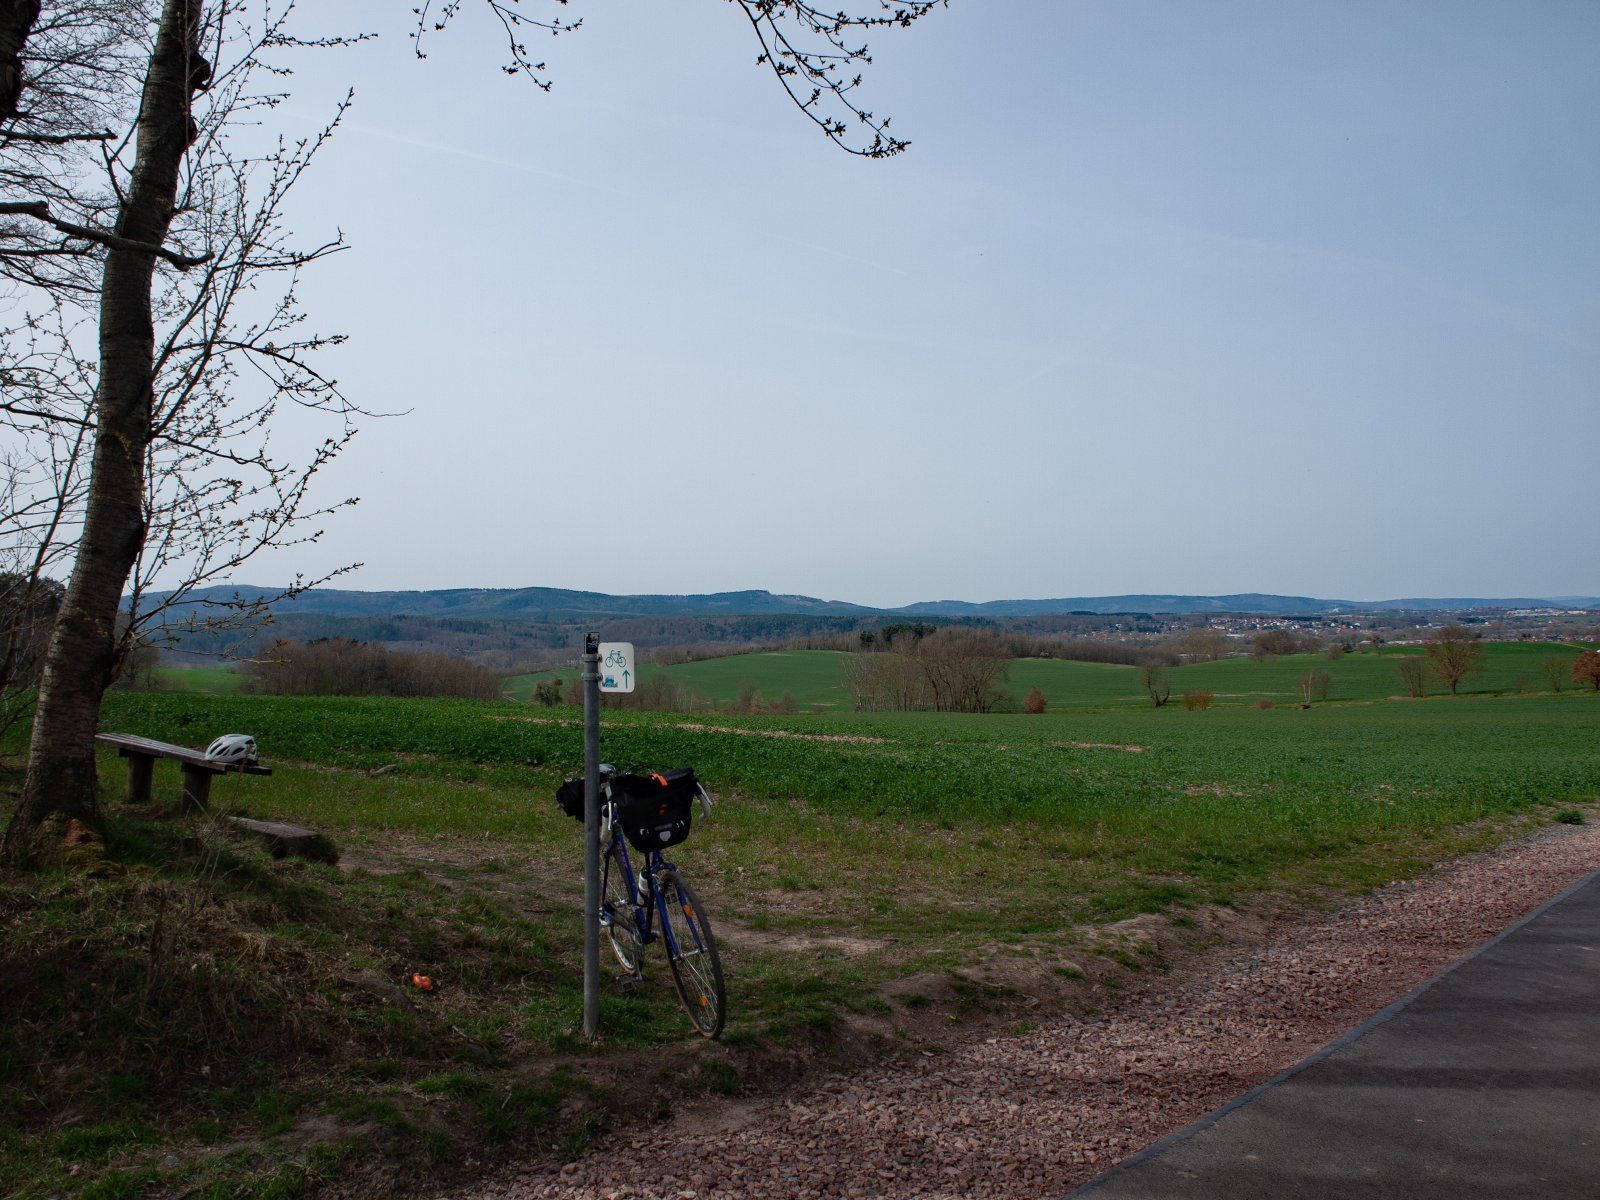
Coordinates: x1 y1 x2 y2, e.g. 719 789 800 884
444 818 1600 1200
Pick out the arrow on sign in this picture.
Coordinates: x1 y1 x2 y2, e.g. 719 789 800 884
622 669 631 686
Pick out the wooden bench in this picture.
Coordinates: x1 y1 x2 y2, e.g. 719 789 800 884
96 732 272 811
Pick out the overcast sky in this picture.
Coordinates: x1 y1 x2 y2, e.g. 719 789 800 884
255 1 1597 606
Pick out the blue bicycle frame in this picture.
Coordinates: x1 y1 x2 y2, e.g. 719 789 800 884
601 823 695 966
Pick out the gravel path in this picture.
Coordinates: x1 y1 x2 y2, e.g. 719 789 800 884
456 823 1600 1200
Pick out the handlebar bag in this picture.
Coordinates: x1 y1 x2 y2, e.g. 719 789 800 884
555 777 584 822
612 769 697 852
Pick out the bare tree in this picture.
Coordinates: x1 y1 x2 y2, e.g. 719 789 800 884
846 648 925 712
4 2 363 861
915 630 1008 713
1424 625 1485 696
1173 627 1228 662
1140 659 1171 708
1298 668 1332 706
1395 656 1427 699
1251 628 1310 661
1541 655 1567 693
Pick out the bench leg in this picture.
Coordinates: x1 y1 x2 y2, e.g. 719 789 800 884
180 765 213 813
126 755 154 806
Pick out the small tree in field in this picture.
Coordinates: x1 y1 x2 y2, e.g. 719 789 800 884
1424 625 1485 695
1573 650 1600 692
1395 657 1427 698
1181 690 1213 711
1140 660 1171 708
1023 686 1046 714
1541 656 1568 693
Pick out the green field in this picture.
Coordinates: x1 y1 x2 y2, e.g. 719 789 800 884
150 664 246 694
503 650 855 708
507 642 1592 710
95 684 1599 887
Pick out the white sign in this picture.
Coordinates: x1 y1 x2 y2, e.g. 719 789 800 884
598 642 635 693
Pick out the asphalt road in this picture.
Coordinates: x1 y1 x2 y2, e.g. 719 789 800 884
1072 869 1600 1200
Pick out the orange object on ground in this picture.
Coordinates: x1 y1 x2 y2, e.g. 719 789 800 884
410 972 435 992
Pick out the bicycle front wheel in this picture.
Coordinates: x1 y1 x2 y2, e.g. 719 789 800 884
601 841 642 975
658 868 726 1038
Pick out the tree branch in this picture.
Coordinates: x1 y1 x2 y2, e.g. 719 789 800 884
0 198 210 267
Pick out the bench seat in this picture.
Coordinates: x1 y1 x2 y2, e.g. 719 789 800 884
97 732 271 810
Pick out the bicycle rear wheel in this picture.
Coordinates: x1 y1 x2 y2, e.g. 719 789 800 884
658 867 726 1038
601 841 642 975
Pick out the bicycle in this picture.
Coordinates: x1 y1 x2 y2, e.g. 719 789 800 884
575 764 727 1038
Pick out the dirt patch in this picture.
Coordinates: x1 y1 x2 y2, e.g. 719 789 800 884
1057 740 1146 753
673 723 885 745
717 927 887 960
1182 782 1247 797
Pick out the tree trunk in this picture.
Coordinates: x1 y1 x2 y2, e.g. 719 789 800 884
0 0 41 126
3 0 199 864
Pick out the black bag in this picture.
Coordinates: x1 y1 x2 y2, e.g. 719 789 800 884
555 777 584 822
612 768 699 853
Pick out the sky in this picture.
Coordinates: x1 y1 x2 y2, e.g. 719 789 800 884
245 1 1597 607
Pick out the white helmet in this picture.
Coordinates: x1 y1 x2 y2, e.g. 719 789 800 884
205 733 258 765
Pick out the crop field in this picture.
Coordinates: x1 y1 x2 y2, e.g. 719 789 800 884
98 682 1600 901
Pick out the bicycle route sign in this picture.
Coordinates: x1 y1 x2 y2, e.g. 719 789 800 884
598 642 635 693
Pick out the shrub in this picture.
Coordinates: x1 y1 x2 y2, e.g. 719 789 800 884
1255 699 1274 710
1022 687 1046 714
1251 629 1314 661
249 639 502 700
1395 657 1428 698
1181 690 1213 711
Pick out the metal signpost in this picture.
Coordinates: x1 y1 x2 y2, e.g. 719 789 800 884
581 635 634 1041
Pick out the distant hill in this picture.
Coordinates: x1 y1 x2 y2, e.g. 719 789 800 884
141 585 1599 622
142 585 874 621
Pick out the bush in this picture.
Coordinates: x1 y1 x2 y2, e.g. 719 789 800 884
1255 699 1274 710
1251 629 1314 661
1572 650 1600 692
249 639 502 700
1181 690 1213 711
1395 657 1428 698
1022 687 1046 714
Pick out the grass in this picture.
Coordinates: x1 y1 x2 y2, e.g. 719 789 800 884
5 648 1597 1196
150 665 246 695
